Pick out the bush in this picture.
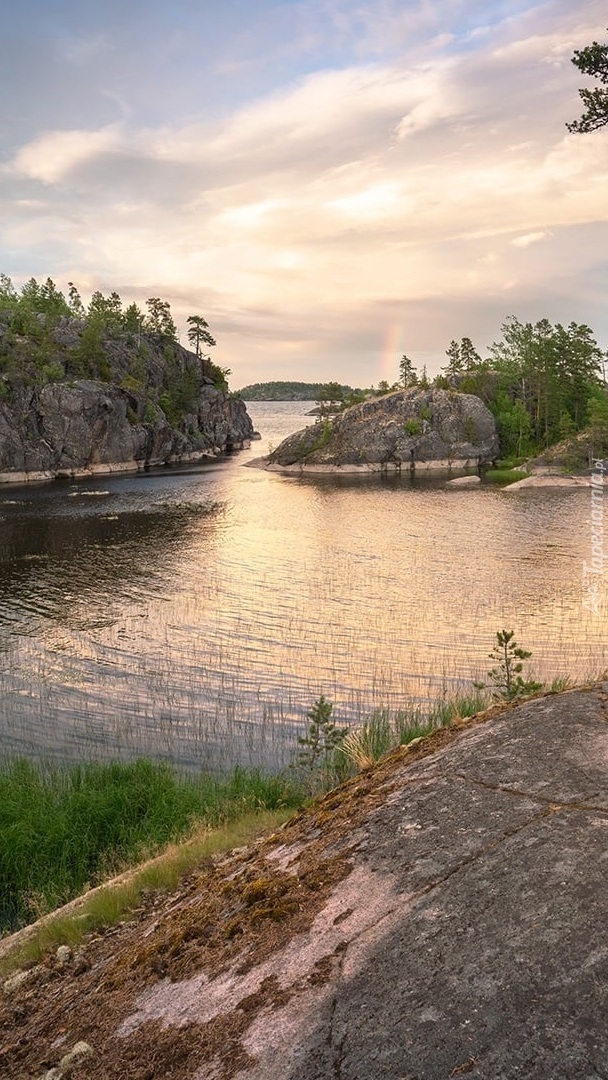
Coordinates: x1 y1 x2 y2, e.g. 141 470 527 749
405 418 422 437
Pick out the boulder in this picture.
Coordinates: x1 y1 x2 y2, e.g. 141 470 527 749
447 474 481 486
266 388 498 472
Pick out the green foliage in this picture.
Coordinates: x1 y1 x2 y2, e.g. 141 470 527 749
238 381 355 401
187 314 216 357
405 418 422 436
484 468 529 484
443 337 482 378
121 373 144 392
475 630 543 701
587 389 608 455
0 274 209 434
88 289 123 328
488 317 603 450
312 418 333 450
294 696 349 790
567 34 608 133
71 317 104 376
67 282 85 318
316 381 345 409
145 297 177 339
0 757 302 933
211 365 232 391
40 361 64 385
159 390 179 425
399 354 418 388
144 399 159 424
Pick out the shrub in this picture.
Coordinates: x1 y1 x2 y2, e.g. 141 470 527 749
475 630 542 701
294 696 349 792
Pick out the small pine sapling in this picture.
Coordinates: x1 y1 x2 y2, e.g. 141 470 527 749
475 630 543 701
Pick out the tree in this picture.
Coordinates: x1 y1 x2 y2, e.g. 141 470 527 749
460 337 481 371
443 337 481 379
444 340 462 377
186 314 216 357
67 282 85 318
88 290 123 329
567 33 608 133
475 630 542 701
123 302 145 336
316 381 344 416
146 297 177 339
488 316 603 448
399 353 418 388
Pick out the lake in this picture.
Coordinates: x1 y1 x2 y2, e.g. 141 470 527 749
0 400 605 772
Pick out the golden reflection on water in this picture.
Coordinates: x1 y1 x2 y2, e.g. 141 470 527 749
0 418 605 769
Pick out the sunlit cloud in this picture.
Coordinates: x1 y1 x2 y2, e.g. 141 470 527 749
8 125 125 184
0 0 607 386
511 231 551 248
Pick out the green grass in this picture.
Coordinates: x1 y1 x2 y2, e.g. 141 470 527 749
0 809 293 979
484 468 530 485
495 457 528 469
335 690 490 773
0 757 302 934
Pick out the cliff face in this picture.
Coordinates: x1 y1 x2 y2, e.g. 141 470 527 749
0 321 253 483
266 387 498 471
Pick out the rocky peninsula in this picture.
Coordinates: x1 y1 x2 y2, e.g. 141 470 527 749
263 387 498 473
0 319 253 484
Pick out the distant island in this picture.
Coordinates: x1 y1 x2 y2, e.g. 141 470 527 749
237 381 356 401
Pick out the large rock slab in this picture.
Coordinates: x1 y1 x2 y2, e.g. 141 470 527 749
2 686 608 1078
266 388 498 472
0 328 253 483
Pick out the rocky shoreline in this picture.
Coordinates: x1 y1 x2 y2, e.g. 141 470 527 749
263 388 499 472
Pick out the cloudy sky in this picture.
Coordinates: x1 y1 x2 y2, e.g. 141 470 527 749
1 0 607 388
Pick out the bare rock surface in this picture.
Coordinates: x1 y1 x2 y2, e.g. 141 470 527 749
266 388 498 472
2 686 608 1078
504 473 608 490
0 330 253 483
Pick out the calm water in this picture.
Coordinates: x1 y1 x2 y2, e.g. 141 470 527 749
0 401 605 771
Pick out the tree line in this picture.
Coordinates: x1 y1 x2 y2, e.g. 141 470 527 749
0 274 219 361
373 317 607 461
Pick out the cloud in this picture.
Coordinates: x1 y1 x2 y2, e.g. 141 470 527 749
1 0 608 387
511 231 551 247
9 125 125 184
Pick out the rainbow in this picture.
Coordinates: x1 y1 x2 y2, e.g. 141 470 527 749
379 321 405 383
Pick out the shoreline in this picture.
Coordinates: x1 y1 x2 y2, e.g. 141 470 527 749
0 443 251 487
245 456 483 475
246 455 608 487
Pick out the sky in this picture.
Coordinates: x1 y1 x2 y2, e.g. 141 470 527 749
1 0 607 389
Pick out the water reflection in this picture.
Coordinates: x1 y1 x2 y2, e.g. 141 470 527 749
0 405 605 772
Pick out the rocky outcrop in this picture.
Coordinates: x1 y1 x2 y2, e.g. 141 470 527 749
266 387 498 472
3 686 608 1079
0 327 253 483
